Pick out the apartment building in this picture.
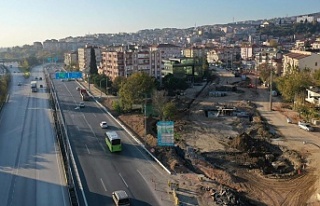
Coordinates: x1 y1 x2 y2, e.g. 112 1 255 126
101 49 150 81
240 45 253 60
206 46 240 67
100 44 181 81
162 57 203 79
282 50 320 74
78 45 101 74
254 47 278 70
43 39 59 51
311 37 320 49
150 43 181 79
64 51 78 66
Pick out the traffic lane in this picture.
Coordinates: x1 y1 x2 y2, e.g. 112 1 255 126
54 77 164 204
0 89 68 205
67 120 160 206
8 90 68 205
61 96 161 205
0 85 29 204
81 110 164 205
64 110 129 205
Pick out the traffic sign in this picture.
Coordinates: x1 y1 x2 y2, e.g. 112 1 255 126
55 72 82 79
157 121 175 146
55 72 68 79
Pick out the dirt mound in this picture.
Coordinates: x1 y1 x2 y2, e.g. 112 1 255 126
229 132 262 152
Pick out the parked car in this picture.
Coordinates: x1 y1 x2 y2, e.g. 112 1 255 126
298 121 313 131
18 82 22 86
100 121 108 129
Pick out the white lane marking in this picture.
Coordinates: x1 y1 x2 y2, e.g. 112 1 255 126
137 169 148 183
99 143 106 152
128 142 164 175
53 141 68 205
119 173 129 188
85 144 91 154
100 178 107 191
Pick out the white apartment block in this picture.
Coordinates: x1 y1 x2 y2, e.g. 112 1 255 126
64 51 78 66
240 46 253 60
311 38 320 49
296 15 316 23
282 50 320 74
78 46 101 74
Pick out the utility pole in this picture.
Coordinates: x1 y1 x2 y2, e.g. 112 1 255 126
144 93 147 136
269 66 273 111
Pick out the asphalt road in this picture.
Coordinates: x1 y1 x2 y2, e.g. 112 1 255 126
49 66 169 205
0 65 69 205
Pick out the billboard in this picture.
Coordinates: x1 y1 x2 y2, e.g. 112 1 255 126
157 121 174 146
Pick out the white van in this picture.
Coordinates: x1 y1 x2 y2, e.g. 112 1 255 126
112 190 130 206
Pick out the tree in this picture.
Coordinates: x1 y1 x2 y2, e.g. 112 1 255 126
112 76 127 94
275 70 313 102
20 59 29 69
152 90 168 120
313 69 320 86
89 47 98 75
269 39 278 48
162 74 189 95
257 63 272 83
119 72 155 111
163 102 177 120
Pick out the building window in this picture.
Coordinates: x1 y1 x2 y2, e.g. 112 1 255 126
316 62 318 66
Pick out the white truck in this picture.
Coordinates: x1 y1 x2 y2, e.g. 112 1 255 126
31 81 37 92
298 121 313 132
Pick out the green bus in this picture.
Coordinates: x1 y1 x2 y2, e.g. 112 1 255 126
105 131 122 152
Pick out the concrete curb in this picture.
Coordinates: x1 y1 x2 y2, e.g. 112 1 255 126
78 82 172 175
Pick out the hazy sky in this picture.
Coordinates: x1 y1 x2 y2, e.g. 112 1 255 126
1 0 320 47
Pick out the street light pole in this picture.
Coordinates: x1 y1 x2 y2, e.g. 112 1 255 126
145 93 147 136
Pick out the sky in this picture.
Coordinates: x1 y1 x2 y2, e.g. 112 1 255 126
1 0 320 48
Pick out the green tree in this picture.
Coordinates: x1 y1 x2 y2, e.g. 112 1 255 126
89 47 98 75
313 69 320 86
269 39 278 48
112 76 127 94
275 70 312 102
20 59 29 69
257 63 272 83
162 74 189 95
163 102 177 120
119 72 155 111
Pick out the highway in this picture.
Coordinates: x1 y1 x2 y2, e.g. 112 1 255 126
0 65 69 205
50 66 169 205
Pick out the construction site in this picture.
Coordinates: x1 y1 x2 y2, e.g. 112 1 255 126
104 68 320 206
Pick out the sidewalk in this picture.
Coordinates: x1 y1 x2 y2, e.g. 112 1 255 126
78 81 110 99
